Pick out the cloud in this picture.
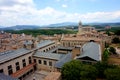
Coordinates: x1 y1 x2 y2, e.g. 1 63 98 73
0 0 120 27
0 0 34 7
62 4 67 8
80 11 120 22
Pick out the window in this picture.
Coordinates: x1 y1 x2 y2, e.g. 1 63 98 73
49 61 52 66
22 59 26 67
0 69 3 73
46 49 48 51
39 60 41 64
15 62 20 71
34 59 36 63
44 60 47 65
8 65 13 75
28 57 32 64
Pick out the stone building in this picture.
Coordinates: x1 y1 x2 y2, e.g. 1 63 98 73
0 33 34 53
0 38 102 80
60 21 111 53
33 52 64 72
0 40 57 80
0 21 106 80
77 21 96 35
33 46 73 72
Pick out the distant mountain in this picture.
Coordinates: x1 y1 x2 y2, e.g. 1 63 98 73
0 26 5 28
0 25 40 30
0 22 120 30
0 22 78 30
46 22 120 27
87 22 120 27
46 22 78 27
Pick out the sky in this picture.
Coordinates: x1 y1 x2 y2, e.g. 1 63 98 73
0 0 120 27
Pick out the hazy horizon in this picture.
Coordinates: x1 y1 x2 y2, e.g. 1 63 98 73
1 21 120 28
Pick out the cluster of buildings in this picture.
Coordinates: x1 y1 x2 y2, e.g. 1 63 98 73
0 21 112 80
0 32 34 53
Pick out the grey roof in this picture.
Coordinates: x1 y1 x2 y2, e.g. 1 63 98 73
0 48 29 64
0 73 19 80
76 42 101 61
47 47 58 53
47 46 73 53
55 53 72 68
37 40 55 48
0 40 55 64
33 52 65 60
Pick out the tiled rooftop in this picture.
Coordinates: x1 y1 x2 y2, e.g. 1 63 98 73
0 48 29 64
33 52 65 60
76 42 101 61
0 40 55 64
55 52 72 68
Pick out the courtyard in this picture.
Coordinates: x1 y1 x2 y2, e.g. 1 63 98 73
24 70 50 80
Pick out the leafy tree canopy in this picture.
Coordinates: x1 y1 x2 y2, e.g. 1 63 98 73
62 60 98 80
80 65 98 80
102 49 109 62
112 37 120 44
94 62 117 78
5 29 77 37
61 60 82 80
109 47 117 54
104 68 120 80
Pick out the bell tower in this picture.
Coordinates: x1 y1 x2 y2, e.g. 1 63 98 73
78 21 82 33
77 20 83 35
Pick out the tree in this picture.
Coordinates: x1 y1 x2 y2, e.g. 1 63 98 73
105 42 109 48
6 29 77 36
114 30 120 35
94 62 108 78
102 49 109 62
112 37 120 44
106 30 111 36
62 60 98 80
109 47 117 54
104 68 120 80
80 65 98 80
61 60 82 80
94 62 117 79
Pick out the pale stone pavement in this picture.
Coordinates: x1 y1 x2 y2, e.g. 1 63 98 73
24 71 50 80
